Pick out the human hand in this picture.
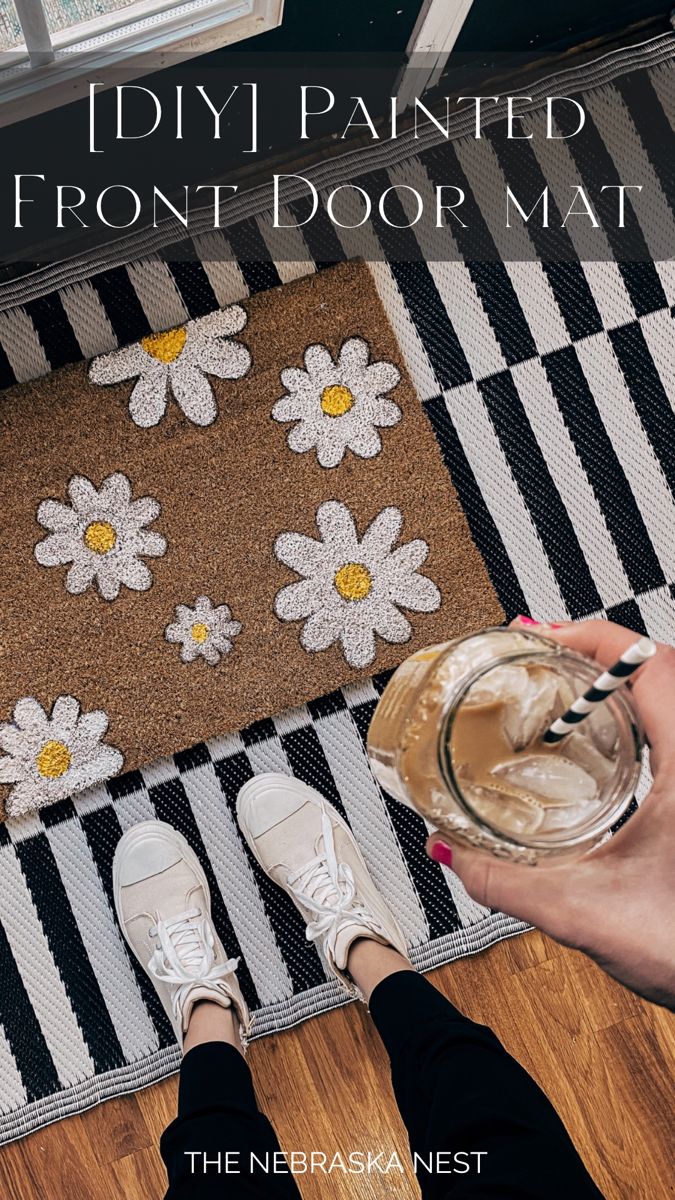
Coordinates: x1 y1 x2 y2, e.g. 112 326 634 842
426 618 675 1009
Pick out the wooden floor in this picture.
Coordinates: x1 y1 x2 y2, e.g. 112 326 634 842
0 931 672 1199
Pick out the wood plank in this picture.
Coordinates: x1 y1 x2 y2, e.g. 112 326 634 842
79 1093 153 1165
0 934 672 1199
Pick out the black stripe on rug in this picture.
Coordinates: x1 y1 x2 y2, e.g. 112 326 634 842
355 166 473 391
609 319 675 499
484 120 604 342
280 724 351 825
79 804 175 1048
0 339 16 389
90 267 152 345
165 259 220 318
226 219 283 293
616 70 675 218
148 775 261 1012
420 140 538 366
25 294 82 370
605 597 649 634
563 107 667 317
479 368 604 617
211 750 327 994
542 344 666 595
0 919 61 1102
14 834 126 1074
287 197 346 271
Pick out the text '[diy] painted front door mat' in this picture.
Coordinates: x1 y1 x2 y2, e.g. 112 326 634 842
0 260 503 817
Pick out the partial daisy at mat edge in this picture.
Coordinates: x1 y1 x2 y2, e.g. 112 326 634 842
0 696 123 817
89 305 251 428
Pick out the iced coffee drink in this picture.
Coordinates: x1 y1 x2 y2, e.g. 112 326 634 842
367 628 642 863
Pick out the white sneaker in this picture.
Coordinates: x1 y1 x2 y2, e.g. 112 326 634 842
113 820 251 1046
236 774 409 995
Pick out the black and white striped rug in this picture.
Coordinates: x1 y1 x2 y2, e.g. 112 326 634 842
0 32 673 1144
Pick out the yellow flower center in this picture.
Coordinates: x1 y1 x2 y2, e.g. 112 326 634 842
84 521 117 555
141 326 187 363
321 384 354 417
36 740 72 779
334 562 372 601
191 622 209 644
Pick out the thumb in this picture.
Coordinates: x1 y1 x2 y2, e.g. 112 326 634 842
426 832 576 933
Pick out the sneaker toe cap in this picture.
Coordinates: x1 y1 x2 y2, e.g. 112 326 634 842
117 836 183 886
238 775 312 838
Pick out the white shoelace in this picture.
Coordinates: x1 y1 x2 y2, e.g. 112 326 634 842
286 806 381 963
147 908 239 1027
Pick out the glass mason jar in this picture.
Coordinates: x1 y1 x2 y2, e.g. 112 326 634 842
367 627 643 865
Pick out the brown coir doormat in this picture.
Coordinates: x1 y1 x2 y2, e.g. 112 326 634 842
0 261 502 817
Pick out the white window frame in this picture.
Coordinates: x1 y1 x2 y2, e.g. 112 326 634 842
397 0 476 110
0 0 284 126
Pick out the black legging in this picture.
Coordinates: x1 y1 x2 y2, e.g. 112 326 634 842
160 970 604 1199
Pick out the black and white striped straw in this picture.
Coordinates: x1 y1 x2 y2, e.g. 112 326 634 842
542 637 656 744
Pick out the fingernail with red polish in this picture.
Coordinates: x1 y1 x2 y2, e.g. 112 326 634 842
516 615 539 626
430 842 453 868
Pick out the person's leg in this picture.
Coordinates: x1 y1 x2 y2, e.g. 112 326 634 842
237 775 603 1200
161 1000 302 1199
113 820 301 1200
348 946 604 1200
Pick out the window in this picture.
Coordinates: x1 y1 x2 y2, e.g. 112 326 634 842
0 0 284 124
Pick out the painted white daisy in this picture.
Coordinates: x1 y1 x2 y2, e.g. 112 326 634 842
0 696 123 817
165 596 242 666
274 501 441 668
89 305 251 428
35 472 167 601
272 337 402 468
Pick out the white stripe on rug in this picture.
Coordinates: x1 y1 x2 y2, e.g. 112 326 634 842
0 308 50 382
452 135 570 355
126 259 189 330
190 233 250 305
59 280 119 360
312 703 430 948
256 211 316 282
442 380 569 616
0 1028 27 1115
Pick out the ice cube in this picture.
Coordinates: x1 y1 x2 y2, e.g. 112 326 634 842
502 667 560 750
561 731 613 786
492 754 598 804
464 663 560 750
552 675 618 757
586 705 619 757
552 675 575 717
463 781 546 837
465 664 530 708
541 802 596 833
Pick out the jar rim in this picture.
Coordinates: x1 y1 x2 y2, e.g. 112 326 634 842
437 642 643 851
